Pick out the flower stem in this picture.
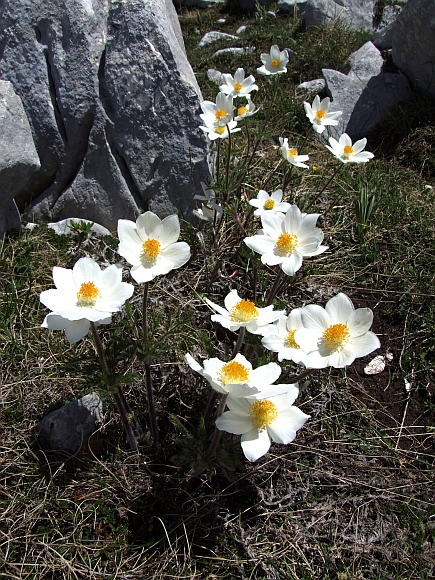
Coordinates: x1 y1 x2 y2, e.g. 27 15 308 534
224 125 232 201
305 163 343 210
266 268 284 306
142 282 160 444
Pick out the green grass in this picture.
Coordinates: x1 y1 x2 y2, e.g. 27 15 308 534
1 6 434 580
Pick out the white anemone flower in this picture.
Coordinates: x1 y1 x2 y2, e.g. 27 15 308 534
244 205 328 276
205 289 284 335
200 120 241 141
325 133 374 164
249 189 290 217
193 182 223 222
294 293 381 368
257 45 289 76
234 97 261 121
279 137 309 168
40 257 134 326
303 96 342 134
42 313 111 344
219 68 258 97
216 386 310 462
261 309 308 364
184 352 287 399
117 212 191 284
200 92 234 128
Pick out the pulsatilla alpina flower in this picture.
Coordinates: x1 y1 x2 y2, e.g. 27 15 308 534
325 133 374 164
257 45 289 76
249 189 290 217
219 68 258 97
200 120 241 141
294 293 381 368
279 137 309 168
184 353 286 398
261 309 308 364
216 387 310 462
205 289 284 334
117 212 191 284
200 92 234 128
303 96 342 134
193 182 223 222
39 257 134 342
244 205 328 276
234 97 261 121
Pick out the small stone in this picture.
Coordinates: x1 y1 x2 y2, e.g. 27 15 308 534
207 68 224 85
296 78 326 95
217 18 226 23
198 31 239 49
364 355 386 375
212 47 255 58
267 10 276 17
47 218 111 237
236 25 247 34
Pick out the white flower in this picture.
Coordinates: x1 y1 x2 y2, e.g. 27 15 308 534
117 212 191 284
325 133 374 164
261 309 308 363
295 293 381 368
193 182 223 222
184 353 287 398
40 257 134 325
216 387 310 462
205 289 284 334
219 68 258 97
200 92 234 128
244 205 328 276
303 96 342 134
257 45 289 76
279 137 309 168
42 313 111 344
200 120 241 141
249 189 290 217
234 97 261 121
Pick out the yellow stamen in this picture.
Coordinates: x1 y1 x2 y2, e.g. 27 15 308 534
315 109 325 119
284 329 299 349
322 323 350 352
230 299 259 323
263 199 275 210
271 59 279 67
218 361 249 385
237 106 248 116
76 281 99 307
214 127 225 135
215 109 227 120
276 232 298 254
343 145 353 156
249 400 279 430
286 148 297 159
233 82 243 91
142 238 161 262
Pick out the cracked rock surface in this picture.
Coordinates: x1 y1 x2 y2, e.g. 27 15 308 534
0 0 210 230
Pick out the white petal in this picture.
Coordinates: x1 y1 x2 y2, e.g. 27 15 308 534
216 410 253 435
249 362 281 386
348 308 374 337
72 257 101 287
241 428 271 462
325 293 354 324
268 407 309 443
160 215 181 248
281 252 303 276
64 319 91 343
137 212 163 239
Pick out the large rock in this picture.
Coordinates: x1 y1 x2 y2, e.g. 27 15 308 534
0 0 210 231
390 0 435 99
0 81 40 239
322 41 412 139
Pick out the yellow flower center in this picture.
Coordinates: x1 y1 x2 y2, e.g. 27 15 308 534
343 145 354 156
215 109 227 120
237 106 248 116
230 299 259 323
271 59 279 67
233 82 243 91
214 127 225 135
284 329 299 349
315 109 325 119
248 400 279 430
142 238 161 262
218 361 250 385
322 323 350 353
287 148 297 159
263 199 275 210
76 281 99 307
276 232 298 254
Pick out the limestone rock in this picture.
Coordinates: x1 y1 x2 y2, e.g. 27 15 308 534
47 218 111 236
390 0 435 99
296 78 326 96
0 0 210 231
175 0 224 6
0 80 40 239
207 69 224 85
212 47 255 59
35 392 104 455
278 0 307 16
346 41 383 83
198 31 239 49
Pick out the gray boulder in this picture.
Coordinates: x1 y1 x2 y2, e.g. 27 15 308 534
0 0 210 231
390 0 435 99
296 78 326 96
322 41 411 139
35 392 104 455
0 81 40 239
